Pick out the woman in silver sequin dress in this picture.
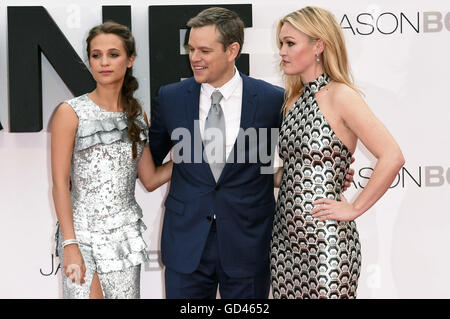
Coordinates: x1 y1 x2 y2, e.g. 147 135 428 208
51 22 172 299
270 7 405 298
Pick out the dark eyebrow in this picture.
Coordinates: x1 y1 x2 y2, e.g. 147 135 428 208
90 48 121 52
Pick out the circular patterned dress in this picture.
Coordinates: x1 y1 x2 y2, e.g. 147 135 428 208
270 73 362 299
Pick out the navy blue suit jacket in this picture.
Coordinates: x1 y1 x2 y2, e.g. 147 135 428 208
149 73 284 278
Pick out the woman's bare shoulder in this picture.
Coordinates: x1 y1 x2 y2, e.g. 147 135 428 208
329 82 366 110
51 102 78 131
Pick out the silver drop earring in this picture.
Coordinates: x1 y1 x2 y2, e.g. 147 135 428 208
315 53 320 62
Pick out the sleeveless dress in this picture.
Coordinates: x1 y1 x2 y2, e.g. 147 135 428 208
54 94 149 298
270 74 362 299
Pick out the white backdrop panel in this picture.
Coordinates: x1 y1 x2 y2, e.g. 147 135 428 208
0 0 449 298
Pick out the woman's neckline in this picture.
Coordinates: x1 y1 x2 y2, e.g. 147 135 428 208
85 93 125 114
302 72 331 90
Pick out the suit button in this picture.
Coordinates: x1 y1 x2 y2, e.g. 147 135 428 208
215 185 220 191
206 216 212 221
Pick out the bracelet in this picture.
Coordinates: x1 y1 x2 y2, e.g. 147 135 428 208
62 239 79 248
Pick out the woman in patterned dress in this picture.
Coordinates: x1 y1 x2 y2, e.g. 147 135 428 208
271 7 405 298
51 22 172 298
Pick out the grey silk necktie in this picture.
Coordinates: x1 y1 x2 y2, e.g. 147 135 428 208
204 90 226 182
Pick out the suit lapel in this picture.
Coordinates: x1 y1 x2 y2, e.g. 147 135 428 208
238 73 258 131
186 80 200 136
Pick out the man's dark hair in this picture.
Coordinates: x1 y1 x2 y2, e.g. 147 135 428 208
187 7 245 57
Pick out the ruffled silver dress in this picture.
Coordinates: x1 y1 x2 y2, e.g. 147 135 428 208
55 94 149 299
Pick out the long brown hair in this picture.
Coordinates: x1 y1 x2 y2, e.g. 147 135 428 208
86 21 142 160
278 6 360 115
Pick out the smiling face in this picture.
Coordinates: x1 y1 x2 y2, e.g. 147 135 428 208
278 22 322 78
188 24 237 88
88 33 134 86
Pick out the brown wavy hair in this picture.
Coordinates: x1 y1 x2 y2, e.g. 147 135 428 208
86 21 142 160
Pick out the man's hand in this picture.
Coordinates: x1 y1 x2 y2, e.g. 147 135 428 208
343 156 355 191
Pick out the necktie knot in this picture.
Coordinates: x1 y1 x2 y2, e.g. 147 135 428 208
211 90 223 106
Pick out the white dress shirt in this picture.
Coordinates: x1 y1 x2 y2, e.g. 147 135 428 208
199 68 243 160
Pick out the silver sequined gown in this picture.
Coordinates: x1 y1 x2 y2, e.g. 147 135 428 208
271 74 362 299
55 94 149 299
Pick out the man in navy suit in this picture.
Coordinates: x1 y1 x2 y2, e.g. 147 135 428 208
149 7 282 298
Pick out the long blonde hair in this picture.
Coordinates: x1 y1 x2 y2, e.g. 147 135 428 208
278 6 359 114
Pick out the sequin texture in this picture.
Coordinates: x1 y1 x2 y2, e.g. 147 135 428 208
55 94 149 298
